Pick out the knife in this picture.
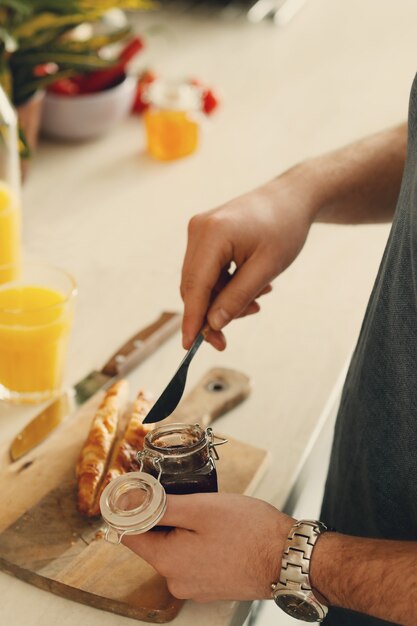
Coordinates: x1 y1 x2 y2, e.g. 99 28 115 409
142 324 209 424
10 311 181 461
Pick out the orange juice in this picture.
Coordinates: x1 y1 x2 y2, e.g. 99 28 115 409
0 283 74 401
0 181 21 283
144 110 199 161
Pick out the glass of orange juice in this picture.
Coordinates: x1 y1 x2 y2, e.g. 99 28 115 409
0 181 21 283
0 86 22 282
0 262 77 403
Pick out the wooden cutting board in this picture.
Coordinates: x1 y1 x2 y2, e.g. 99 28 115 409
0 368 269 623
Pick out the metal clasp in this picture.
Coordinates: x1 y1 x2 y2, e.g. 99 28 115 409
136 450 164 482
206 426 228 461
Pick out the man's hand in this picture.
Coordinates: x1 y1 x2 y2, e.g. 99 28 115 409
180 125 406 351
123 492 417 623
122 492 295 602
181 172 316 350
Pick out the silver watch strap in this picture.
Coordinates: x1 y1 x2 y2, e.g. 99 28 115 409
277 519 328 596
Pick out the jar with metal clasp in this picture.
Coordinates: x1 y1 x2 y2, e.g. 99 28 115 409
100 423 227 544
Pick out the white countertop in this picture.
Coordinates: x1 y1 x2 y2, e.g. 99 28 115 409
1 0 415 624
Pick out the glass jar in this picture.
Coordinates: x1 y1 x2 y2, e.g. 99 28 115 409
0 86 21 283
0 261 77 402
100 424 227 543
140 423 225 495
143 80 202 161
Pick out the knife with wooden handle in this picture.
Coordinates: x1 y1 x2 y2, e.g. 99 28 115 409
9 311 181 462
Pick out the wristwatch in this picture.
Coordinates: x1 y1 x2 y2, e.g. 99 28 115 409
271 519 329 622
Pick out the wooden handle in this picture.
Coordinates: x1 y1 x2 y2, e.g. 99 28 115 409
166 367 251 426
101 311 182 378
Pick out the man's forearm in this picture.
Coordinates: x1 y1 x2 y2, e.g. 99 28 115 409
310 531 417 625
280 123 407 225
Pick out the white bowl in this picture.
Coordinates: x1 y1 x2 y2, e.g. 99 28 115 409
41 74 136 140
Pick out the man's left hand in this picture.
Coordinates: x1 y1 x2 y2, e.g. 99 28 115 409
122 492 294 602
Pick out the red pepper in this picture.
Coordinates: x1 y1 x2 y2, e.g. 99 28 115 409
76 36 144 94
187 78 220 115
33 62 58 78
48 78 80 96
132 70 156 114
202 88 219 115
118 37 144 65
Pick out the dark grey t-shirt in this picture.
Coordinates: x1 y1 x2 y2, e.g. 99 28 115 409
320 75 417 625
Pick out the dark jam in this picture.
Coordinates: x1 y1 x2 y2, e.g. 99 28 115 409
141 427 219 495
140 424 218 531
157 461 218 495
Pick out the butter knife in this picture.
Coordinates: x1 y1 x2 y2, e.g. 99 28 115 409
10 311 181 461
142 324 209 424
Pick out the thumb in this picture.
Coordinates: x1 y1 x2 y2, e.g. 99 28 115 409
207 257 272 331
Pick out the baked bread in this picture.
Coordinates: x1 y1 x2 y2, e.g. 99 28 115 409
89 390 153 517
76 380 129 517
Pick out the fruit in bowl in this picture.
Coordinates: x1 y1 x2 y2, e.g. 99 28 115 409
41 38 142 141
41 72 137 141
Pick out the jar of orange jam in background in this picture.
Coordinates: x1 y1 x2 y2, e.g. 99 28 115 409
0 87 22 283
143 80 202 161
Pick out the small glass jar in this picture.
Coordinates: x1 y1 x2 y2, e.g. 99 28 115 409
143 80 202 161
100 423 227 543
140 423 224 495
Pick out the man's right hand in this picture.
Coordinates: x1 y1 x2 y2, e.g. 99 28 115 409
180 168 318 350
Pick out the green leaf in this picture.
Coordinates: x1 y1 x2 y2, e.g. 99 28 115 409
0 63 12 98
13 68 74 103
18 126 31 160
55 26 131 52
12 50 114 68
13 26 71 51
0 0 31 15
11 12 89 39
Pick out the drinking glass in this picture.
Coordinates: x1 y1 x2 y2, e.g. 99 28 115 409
0 262 77 403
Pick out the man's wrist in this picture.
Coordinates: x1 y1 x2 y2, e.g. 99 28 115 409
271 519 331 622
309 529 342 607
271 160 328 225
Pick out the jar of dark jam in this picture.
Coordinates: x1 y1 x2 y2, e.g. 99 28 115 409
139 423 224 495
100 423 227 544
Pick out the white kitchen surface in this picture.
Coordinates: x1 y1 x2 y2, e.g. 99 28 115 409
250 364 347 626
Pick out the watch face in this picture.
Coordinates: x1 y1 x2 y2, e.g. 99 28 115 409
274 593 321 622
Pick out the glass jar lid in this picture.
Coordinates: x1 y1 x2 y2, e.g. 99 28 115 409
100 471 167 544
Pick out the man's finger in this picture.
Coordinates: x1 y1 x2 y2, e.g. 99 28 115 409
237 300 261 318
121 494 203 561
207 255 273 331
235 284 273 319
157 494 205 529
181 255 231 349
205 328 227 350
122 528 168 563
258 283 273 297
180 215 204 301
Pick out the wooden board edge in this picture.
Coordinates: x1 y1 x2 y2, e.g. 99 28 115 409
243 449 271 496
0 556 183 624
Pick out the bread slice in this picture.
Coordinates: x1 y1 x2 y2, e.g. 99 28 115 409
89 390 153 517
76 380 129 517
